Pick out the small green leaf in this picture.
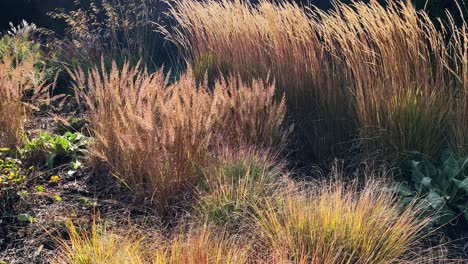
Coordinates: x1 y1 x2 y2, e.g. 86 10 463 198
443 155 461 180
34 185 44 193
436 209 456 226
421 177 431 188
46 153 57 169
427 191 445 210
17 213 35 223
71 160 82 170
53 195 62 202
453 178 468 193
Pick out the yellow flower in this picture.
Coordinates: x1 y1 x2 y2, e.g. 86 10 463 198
8 172 15 179
49 175 60 183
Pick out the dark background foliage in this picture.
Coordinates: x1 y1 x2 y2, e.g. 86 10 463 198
1 0 466 32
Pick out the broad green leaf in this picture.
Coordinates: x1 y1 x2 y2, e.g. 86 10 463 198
46 153 57 169
17 213 35 223
421 177 431 189
411 169 426 185
427 190 445 210
395 183 414 196
443 155 461 180
453 178 468 194
460 157 468 171
436 208 456 226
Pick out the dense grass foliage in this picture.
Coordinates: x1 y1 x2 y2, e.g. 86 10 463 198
195 147 284 232
53 221 249 264
253 180 431 263
52 220 148 264
0 21 51 148
162 0 353 161
53 179 439 264
0 56 48 148
316 0 467 161
1 0 467 262
48 0 168 71
70 62 287 208
164 0 467 162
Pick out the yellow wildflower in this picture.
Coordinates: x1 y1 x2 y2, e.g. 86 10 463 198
49 175 60 183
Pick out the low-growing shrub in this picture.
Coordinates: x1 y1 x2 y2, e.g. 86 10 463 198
195 147 283 232
252 179 432 263
70 62 287 208
0 20 58 84
0 21 42 67
394 150 468 226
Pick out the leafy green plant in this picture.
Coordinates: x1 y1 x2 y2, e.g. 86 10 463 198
395 150 468 225
79 197 96 208
0 34 43 67
0 21 42 66
21 132 89 171
0 20 58 84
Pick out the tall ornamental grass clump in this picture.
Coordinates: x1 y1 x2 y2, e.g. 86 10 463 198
71 61 287 208
0 56 48 148
164 0 468 162
162 0 354 161
448 13 468 157
315 0 464 160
